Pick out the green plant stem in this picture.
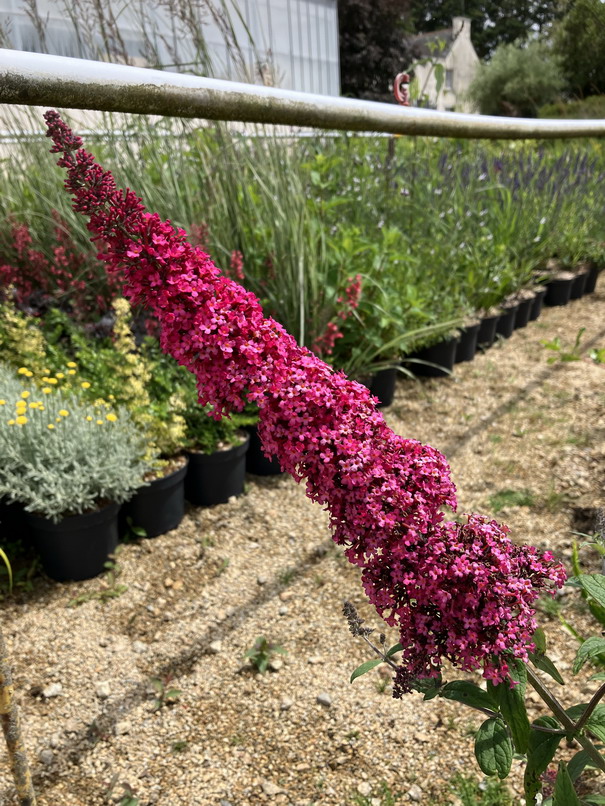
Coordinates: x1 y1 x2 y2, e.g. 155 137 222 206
527 667 605 774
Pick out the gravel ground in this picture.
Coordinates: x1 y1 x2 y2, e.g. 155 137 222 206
0 286 604 806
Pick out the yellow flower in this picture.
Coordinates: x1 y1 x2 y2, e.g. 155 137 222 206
66 361 77 368
17 367 29 375
39 405 45 411
47 424 55 430
108 395 115 401
24 370 33 377
96 420 104 426
7 419 15 426
28 402 39 409
0 400 5 406
55 373 65 379
58 409 69 417
81 382 91 389
42 387 52 395
15 415 27 425
47 378 58 385
21 390 30 399
86 416 93 422
55 417 62 423
67 370 76 376
106 413 117 422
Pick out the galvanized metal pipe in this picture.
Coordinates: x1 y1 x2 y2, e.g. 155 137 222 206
1 48 605 139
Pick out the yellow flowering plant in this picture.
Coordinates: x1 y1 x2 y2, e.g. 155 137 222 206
0 363 155 522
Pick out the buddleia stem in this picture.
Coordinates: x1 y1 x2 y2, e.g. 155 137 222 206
0 626 37 806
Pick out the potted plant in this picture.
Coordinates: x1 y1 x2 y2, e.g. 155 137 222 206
182 385 250 506
41 299 191 539
0 364 153 581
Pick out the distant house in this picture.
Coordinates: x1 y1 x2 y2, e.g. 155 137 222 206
411 17 479 112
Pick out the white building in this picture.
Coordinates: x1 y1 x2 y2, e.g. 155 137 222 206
412 16 479 112
0 0 340 95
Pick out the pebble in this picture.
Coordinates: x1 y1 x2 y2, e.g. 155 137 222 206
115 720 131 735
49 732 61 748
95 681 111 699
132 640 147 653
278 606 289 616
268 658 283 672
307 656 323 665
257 575 268 585
357 782 372 797
208 640 223 654
316 692 332 707
42 682 62 698
408 784 423 801
39 749 54 765
261 779 283 796
280 697 293 711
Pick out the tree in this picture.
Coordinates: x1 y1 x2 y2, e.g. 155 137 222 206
338 0 414 102
410 1 561 60
467 40 566 116
552 0 605 98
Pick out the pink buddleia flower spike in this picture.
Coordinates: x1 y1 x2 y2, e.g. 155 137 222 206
44 110 566 690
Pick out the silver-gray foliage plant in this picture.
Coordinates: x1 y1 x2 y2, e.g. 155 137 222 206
0 364 154 522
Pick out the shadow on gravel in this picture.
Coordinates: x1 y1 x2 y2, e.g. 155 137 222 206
2 540 335 798
440 323 605 460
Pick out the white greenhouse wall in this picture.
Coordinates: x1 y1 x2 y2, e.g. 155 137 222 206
0 0 340 95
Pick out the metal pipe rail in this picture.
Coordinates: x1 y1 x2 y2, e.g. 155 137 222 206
1 48 605 140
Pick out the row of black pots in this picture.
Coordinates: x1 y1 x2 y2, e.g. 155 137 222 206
369 268 601 406
0 427 284 583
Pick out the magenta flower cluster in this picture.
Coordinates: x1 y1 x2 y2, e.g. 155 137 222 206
44 111 566 692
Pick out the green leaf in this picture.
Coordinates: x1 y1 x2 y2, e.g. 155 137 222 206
583 796 605 804
410 675 442 700
474 718 513 779
567 749 593 782
589 673 605 681
490 658 530 753
0 547 12 592
573 637 605 674
552 762 581 806
350 658 383 683
386 642 403 658
566 703 605 742
524 716 563 805
579 575 605 609
529 651 565 685
441 680 498 712
532 627 547 654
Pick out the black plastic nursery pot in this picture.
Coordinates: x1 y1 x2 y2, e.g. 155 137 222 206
570 269 588 300
0 498 30 544
120 458 188 539
514 296 534 330
185 434 250 506
454 323 480 364
544 275 574 307
369 367 397 407
26 502 120 582
495 304 518 339
529 288 546 321
584 263 600 294
477 313 499 348
245 425 284 476
406 336 459 378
